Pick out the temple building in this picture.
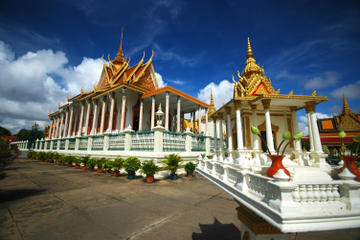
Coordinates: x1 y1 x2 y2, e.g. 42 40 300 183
314 95 360 151
209 37 329 168
36 31 213 160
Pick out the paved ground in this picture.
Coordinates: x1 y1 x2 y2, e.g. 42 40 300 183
1 158 360 240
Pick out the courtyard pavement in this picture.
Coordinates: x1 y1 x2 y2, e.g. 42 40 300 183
1 158 360 240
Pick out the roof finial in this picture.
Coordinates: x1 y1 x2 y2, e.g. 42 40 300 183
246 37 254 58
210 90 214 106
342 93 351 114
114 27 125 63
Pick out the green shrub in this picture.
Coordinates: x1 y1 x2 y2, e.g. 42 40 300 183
80 156 90 165
141 160 159 177
96 158 107 169
124 157 141 174
27 150 35 159
86 158 97 169
185 162 196 175
163 154 183 175
111 156 124 172
102 161 112 171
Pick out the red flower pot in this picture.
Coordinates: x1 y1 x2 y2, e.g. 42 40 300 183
113 172 119 177
82 166 87 171
67 163 72 167
97 169 102 173
267 155 290 178
146 177 154 183
61 163 65 166
338 156 360 181
75 165 80 169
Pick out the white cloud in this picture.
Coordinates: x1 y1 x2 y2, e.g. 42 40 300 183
275 70 296 80
155 72 166 87
304 71 340 90
197 80 233 108
331 80 360 100
0 41 103 133
168 79 185 85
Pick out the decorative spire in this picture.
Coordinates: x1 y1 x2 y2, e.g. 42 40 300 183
114 27 125 64
342 94 351 114
246 37 254 58
208 89 216 116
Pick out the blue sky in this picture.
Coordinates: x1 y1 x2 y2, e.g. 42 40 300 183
0 0 359 134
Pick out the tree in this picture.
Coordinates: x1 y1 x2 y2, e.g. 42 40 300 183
0 126 11 136
16 128 44 149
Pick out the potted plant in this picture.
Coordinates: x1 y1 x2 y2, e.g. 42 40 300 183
73 157 81 169
185 162 196 177
141 160 159 183
53 152 61 164
163 154 183 180
86 158 97 171
251 126 304 178
111 156 124 177
337 132 360 181
124 157 141 179
80 156 90 170
102 160 112 174
95 158 107 173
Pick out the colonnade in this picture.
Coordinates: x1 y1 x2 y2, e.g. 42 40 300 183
47 89 209 140
212 99 323 164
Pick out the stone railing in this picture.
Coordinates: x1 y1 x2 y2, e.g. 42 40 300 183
131 131 154 151
27 128 211 156
196 156 360 233
163 131 186 152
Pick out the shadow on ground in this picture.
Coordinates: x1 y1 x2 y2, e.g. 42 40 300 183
0 189 45 202
192 218 242 240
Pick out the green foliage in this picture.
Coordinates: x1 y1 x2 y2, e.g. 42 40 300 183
282 131 291 140
0 139 12 161
95 158 107 169
27 150 36 159
251 126 260 135
16 128 44 149
80 156 90 165
163 154 183 175
72 157 81 165
339 131 346 138
111 156 124 171
102 161 112 171
322 145 330 155
185 162 196 175
124 157 141 174
86 158 97 169
64 155 76 164
0 126 11 136
141 160 159 177
294 132 304 140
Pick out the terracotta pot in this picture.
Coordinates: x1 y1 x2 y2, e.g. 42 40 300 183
146 176 154 183
74 165 80 169
61 163 65 166
113 172 119 177
82 166 87 171
67 163 72 167
338 156 360 181
267 155 290 178
97 169 102 173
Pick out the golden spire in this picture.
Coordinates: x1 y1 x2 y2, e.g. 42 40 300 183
114 27 125 64
342 94 351 115
210 90 214 106
246 37 254 58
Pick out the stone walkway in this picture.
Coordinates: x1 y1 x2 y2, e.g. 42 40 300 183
0 158 359 240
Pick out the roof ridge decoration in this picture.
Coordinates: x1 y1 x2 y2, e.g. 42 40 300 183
208 89 216 116
233 37 276 98
338 94 360 131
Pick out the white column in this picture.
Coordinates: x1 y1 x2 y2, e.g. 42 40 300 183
165 92 169 130
307 112 315 152
262 99 275 154
205 110 208 135
139 99 143 131
225 107 234 163
310 111 323 153
55 117 60 138
84 100 91 136
91 101 98 134
59 113 64 139
190 112 194 132
198 106 202 134
108 93 115 132
48 119 53 139
235 102 244 150
290 107 301 151
116 101 121 132
120 88 127 131
213 118 218 161
63 110 69 138
219 115 224 162
77 102 85 136
251 105 260 150
67 106 74 137
151 96 155 130
99 97 106 134
177 97 181 132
